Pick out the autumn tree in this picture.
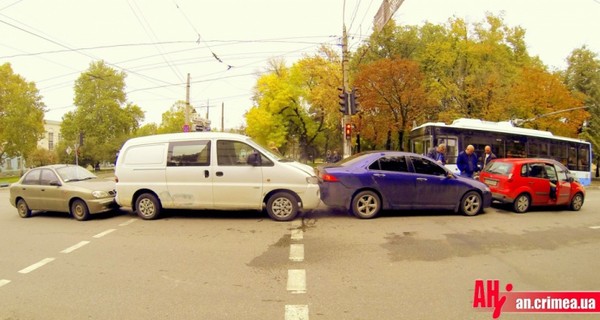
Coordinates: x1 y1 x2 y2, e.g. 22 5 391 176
0 63 45 164
60 61 144 165
505 66 587 137
353 58 430 150
246 47 342 160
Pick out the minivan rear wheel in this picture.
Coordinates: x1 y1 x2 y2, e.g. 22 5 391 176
266 192 299 221
513 193 530 213
135 193 161 220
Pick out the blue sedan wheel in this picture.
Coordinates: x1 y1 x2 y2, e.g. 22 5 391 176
460 191 482 216
351 190 381 219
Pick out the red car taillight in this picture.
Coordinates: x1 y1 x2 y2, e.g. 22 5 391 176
320 173 339 182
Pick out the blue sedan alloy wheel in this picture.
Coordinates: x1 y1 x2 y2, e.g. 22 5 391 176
351 190 381 219
460 191 482 216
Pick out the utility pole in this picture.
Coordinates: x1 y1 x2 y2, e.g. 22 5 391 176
221 102 225 132
341 5 352 158
184 73 191 132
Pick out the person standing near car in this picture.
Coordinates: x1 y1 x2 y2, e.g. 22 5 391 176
480 145 497 167
427 144 447 165
457 145 479 178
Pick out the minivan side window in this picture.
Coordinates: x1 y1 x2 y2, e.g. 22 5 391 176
168 140 211 167
217 140 272 166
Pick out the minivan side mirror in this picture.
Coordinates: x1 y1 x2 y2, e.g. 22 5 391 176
247 152 261 166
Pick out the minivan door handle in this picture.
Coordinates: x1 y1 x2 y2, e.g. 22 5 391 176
216 171 224 177
204 170 210 178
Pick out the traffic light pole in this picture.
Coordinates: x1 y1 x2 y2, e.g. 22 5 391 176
341 25 352 158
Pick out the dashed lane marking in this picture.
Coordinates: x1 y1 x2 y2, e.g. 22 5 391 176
18 258 55 274
289 244 304 262
287 269 306 294
93 229 116 238
589 226 600 229
60 241 90 254
285 305 309 320
291 229 303 240
0 279 11 288
118 219 136 227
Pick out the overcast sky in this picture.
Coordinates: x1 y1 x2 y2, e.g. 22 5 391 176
1 0 599 129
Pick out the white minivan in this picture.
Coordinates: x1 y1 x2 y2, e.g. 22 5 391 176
115 132 321 221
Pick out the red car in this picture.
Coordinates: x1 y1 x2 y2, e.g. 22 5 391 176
478 158 585 213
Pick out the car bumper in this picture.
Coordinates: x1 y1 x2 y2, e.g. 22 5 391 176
298 184 322 210
87 198 118 214
491 192 514 204
319 183 352 209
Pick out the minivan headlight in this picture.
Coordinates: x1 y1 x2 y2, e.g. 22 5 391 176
306 176 318 184
92 190 110 198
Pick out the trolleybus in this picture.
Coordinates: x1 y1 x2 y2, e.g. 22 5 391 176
409 118 592 186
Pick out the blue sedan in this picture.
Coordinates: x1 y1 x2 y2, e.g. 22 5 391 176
317 151 492 219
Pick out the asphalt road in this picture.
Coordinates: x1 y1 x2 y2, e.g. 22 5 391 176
1 188 599 320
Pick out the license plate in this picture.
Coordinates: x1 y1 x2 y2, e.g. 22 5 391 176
484 179 498 186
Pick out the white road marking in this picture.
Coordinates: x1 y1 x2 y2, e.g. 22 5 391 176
287 269 306 294
61 241 90 254
289 244 304 262
93 229 116 238
589 226 600 229
0 279 11 288
291 220 302 229
291 229 303 240
118 219 136 227
285 305 309 320
18 258 55 274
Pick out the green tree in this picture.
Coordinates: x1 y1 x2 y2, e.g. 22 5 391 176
563 46 600 175
61 61 144 165
0 63 45 163
26 147 58 167
157 100 187 134
247 48 341 160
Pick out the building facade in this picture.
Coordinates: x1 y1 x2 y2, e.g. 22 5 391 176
0 120 61 176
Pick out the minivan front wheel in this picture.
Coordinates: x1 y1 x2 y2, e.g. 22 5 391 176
135 193 161 220
266 192 299 221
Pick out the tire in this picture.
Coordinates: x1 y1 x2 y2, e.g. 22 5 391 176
460 191 482 216
135 193 161 220
351 190 381 219
16 199 32 218
513 193 530 213
71 199 90 221
266 192 299 221
569 193 584 211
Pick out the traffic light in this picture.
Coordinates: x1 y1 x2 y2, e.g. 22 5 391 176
345 123 352 140
349 88 360 115
338 87 348 114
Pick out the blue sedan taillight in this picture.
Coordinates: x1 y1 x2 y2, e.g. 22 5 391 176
320 172 339 182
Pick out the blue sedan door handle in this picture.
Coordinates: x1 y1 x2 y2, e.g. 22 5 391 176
373 173 386 177
416 177 428 182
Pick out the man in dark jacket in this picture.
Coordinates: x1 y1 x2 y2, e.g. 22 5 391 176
480 145 497 167
457 145 479 178
427 144 446 165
